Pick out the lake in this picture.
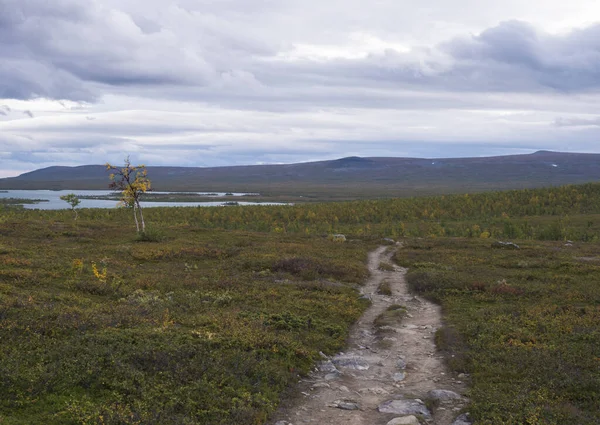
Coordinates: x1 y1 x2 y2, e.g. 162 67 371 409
0 190 285 210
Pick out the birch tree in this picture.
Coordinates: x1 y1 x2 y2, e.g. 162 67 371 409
106 157 151 233
60 193 80 220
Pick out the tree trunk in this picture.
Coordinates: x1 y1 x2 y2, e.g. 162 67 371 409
133 204 140 232
137 201 146 233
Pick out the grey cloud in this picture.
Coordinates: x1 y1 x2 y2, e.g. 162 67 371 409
438 21 600 92
23 110 34 118
555 117 600 127
3 0 600 107
0 0 221 100
248 20 600 98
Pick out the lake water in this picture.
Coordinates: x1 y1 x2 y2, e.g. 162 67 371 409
0 190 284 210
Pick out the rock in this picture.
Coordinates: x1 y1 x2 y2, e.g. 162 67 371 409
359 387 390 395
319 360 339 373
392 372 406 382
337 385 350 392
386 416 421 425
330 399 360 410
378 399 431 418
332 355 370 370
275 421 292 425
378 325 398 332
324 372 341 380
311 382 330 389
428 389 462 401
451 413 472 425
396 358 407 369
491 241 520 250
383 238 396 244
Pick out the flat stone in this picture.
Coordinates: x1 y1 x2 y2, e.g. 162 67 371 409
378 399 431 418
451 413 472 425
428 389 462 401
392 372 406 382
330 400 360 410
275 421 293 425
324 372 341 380
319 360 339 373
386 416 421 425
396 358 407 369
332 355 370 370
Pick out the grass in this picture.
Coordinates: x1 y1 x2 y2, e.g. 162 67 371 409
378 279 393 296
374 305 407 328
378 261 395 272
397 238 600 424
0 217 375 424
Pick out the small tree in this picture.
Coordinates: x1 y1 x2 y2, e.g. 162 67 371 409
106 157 151 233
60 193 80 220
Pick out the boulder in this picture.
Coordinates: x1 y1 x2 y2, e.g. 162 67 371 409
378 399 431 418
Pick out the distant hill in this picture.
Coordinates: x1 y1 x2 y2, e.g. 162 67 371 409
1 151 599 199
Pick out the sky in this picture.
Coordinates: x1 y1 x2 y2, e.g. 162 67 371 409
1 0 600 177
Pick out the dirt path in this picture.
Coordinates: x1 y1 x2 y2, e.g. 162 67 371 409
268 245 470 425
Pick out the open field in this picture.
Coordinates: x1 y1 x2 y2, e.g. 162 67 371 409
398 238 600 424
0 216 376 424
0 182 599 424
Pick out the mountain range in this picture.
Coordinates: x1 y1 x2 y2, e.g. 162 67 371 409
2 151 599 199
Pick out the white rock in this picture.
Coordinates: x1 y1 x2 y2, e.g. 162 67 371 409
386 416 421 425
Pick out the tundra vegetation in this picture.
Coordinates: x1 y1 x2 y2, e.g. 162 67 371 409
0 182 599 424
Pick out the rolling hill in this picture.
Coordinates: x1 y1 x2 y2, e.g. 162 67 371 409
1 151 599 199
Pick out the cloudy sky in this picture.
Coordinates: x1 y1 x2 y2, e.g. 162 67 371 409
1 0 600 177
